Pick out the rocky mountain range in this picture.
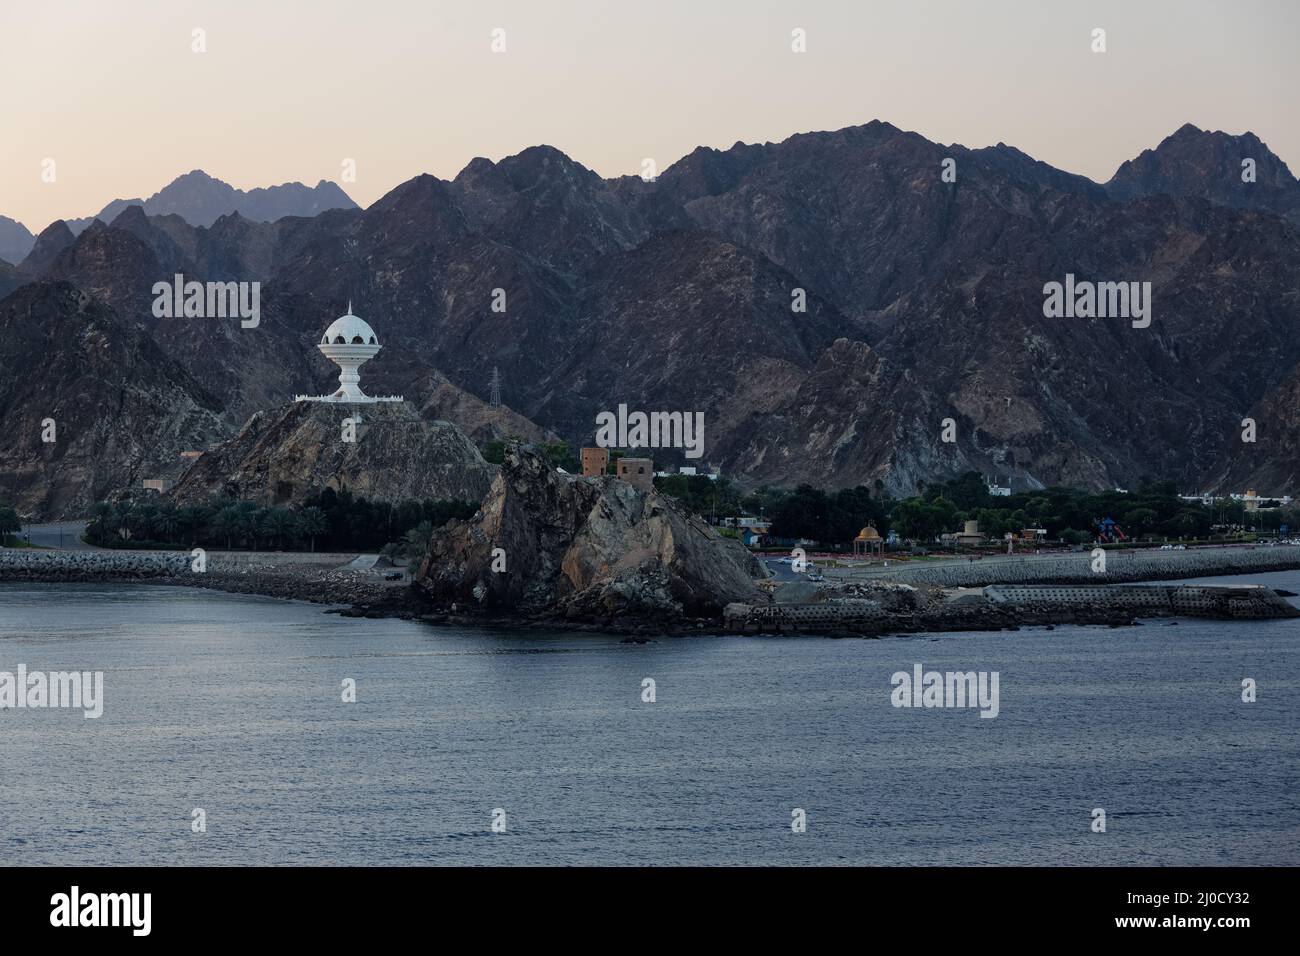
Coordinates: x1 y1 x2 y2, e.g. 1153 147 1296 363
0 171 357 264
3 120 1299 517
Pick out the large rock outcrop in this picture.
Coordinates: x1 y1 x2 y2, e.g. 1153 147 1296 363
417 444 764 622
169 400 494 506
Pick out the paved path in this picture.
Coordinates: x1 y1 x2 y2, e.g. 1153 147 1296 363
16 521 97 550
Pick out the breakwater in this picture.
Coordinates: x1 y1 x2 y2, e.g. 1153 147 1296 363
984 583 1299 619
0 548 190 578
834 546 1300 588
725 583 1299 635
0 548 397 606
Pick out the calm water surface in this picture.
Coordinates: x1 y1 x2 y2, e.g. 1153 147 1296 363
1 575 1297 865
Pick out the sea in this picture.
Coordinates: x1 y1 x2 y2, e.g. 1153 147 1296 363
1 572 1297 866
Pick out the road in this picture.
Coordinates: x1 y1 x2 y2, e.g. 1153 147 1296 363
15 521 96 550
762 557 828 584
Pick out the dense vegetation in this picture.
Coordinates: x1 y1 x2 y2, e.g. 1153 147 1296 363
737 472 1295 546
83 489 476 553
0 501 21 546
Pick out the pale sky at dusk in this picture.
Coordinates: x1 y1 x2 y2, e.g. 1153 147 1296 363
1 0 1296 232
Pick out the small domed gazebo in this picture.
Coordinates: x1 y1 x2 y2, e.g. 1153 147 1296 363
296 303 403 404
853 525 883 560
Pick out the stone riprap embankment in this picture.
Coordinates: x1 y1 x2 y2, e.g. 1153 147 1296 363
0 548 407 607
0 548 190 578
725 582 1299 635
833 546 1300 589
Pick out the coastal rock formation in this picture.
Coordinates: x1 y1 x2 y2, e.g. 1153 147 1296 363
168 400 495 507
417 444 764 621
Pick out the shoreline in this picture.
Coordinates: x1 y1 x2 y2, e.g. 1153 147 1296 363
6 545 1300 638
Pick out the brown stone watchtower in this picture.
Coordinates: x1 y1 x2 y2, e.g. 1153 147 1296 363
616 457 654 492
581 447 609 477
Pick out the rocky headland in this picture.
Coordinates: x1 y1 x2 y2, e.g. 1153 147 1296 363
415 444 764 627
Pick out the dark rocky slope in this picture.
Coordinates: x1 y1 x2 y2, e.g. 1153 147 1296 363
0 282 226 517
168 400 496 507
1106 123 1300 224
0 215 35 266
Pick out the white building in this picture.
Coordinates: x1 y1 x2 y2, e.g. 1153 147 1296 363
295 304 403 404
987 480 1011 497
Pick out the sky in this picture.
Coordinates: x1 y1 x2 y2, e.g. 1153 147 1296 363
1 0 1296 232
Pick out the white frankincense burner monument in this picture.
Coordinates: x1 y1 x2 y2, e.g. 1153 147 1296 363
295 303 403 404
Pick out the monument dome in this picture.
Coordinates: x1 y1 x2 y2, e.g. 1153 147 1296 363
296 302 402 404
321 311 379 346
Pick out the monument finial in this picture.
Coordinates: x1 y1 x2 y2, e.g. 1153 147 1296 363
347 299 353 315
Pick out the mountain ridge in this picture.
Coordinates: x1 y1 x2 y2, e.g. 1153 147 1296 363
5 120 1300 517
51 169 359 235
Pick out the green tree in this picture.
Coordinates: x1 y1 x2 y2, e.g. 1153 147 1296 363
298 507 328 552
262 507 299 550
0 503 20 544
892 498 935 543
1122 507 1159 538
210 507 240 550
176 505 209 546
156 502 179 543
402 520 433 561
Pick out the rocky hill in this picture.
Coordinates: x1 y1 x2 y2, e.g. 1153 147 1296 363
417 444 764 622
168 400 495 507
0 282 227 517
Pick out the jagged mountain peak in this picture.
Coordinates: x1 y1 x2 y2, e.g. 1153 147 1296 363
18 219 76 275
0 214 36 265
64 170 359 234
1106 123 1300 221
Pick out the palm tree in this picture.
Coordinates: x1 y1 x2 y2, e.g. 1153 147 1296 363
231 502 261 550
87 502 112 544
156 503 179 544
210 507 240 551
0 503 20 545
298 507 328 552
176 506 208 546
112 503 134 543
262 507 298 551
